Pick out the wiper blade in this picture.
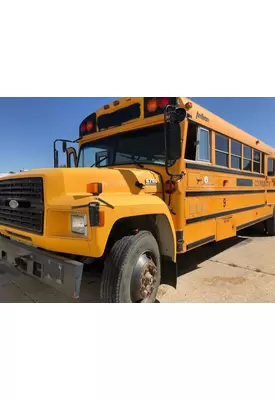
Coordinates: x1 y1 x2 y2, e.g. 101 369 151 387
118 154 144 168
91 156 108 168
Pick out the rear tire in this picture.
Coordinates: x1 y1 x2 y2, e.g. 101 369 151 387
100 231 161 303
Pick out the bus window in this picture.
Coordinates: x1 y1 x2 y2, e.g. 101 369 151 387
185 123 210 163
253 149 261 173
215 133 229 167
268 158 275 176
196 127 210 162
231 140 242 170
243 145 252 171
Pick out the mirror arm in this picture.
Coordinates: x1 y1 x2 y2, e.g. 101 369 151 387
53 139 78 168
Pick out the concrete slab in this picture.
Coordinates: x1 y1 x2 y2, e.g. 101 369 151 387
0 282 34 303
158 260 275 303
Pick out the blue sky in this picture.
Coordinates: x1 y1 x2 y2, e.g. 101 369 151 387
0 97 274 172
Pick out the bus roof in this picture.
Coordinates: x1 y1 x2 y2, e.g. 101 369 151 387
181 97 275 155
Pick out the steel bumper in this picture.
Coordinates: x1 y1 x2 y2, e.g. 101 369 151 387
0 237 84 299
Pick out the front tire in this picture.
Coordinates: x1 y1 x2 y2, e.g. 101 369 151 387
100 231 161 303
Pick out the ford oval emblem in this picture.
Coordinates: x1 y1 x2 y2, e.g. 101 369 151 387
9 199 19 209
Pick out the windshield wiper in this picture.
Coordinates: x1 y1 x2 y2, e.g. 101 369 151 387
90 154 153 169
117 154 144 168
91 156 108 168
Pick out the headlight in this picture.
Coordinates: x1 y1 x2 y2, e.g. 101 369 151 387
71 214 87 235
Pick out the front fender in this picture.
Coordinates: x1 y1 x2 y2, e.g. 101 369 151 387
90 194 176 259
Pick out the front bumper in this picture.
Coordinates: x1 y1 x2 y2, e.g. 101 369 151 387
0 237 84 299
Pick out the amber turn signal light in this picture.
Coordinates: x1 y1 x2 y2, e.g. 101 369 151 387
98 211 105 226
87 182 103 195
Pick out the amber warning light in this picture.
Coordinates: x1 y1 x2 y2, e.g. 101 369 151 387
144 97 171 117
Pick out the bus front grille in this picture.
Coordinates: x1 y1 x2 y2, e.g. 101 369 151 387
0 177 44 234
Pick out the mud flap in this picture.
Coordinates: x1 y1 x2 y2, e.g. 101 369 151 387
0 237 84 299
160 255 177 289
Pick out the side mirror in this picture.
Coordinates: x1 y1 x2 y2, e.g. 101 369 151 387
62 141 67 152
164 105 185 171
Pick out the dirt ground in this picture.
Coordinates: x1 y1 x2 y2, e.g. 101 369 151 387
1 226 275 303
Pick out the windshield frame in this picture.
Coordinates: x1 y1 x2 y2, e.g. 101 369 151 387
77 123 182 169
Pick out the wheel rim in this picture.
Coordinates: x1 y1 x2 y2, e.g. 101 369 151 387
130 251 158 302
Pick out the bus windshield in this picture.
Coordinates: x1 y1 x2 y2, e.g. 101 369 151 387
78 123 181 168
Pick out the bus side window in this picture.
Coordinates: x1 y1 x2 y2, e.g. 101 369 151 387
268 158 275 176
185 123 210 162
215 133 229 167
197 127 210 162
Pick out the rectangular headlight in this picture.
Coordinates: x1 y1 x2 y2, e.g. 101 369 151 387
71 214 87 235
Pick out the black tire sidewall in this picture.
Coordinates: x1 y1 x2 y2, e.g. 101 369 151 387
118 232 161 303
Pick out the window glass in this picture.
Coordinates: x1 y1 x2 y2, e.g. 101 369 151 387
253 149 261 173
215 133 229 167
231 140 241 170
243 159 252 171
253 150 260 162
216 134 229 152
231 140 241 156
253 162 260 173
198 128 210 162
243 145 252 171
216 151 228 167
231 155 241 170
244 146 252 160
268 158 274 176
78 124 180 168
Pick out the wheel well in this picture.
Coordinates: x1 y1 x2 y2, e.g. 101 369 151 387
107 214 175 262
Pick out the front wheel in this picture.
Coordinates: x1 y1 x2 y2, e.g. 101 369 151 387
100 231 161 303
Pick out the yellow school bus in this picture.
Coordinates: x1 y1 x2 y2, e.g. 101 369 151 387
0 97 275 303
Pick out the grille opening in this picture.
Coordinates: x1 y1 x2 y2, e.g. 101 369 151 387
33 261 42 278
0 177 44 234
1 250 7 260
